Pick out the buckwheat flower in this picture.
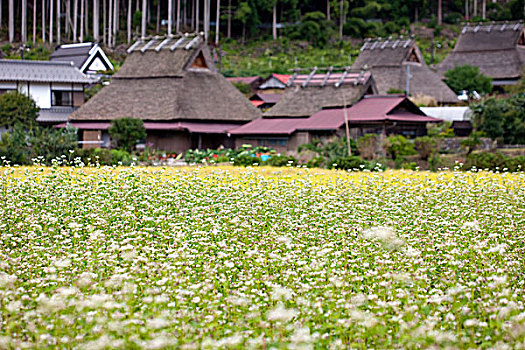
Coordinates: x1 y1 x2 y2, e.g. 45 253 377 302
267 303 298 322
6 300 22 313
362 226 405 250
464 319 479 327
290 327 312 343
0 273 17 288
270 285 294 301
461 221 480 232
146 317 170 329
54 258 72 269
191 296 201 303
224 260 235 268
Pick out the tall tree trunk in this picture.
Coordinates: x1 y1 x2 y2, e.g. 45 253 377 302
42 0 46 42
109 0 113 45
339 0 343 40
195 0 199 32
94 0 99 41
227 0 230 38
8 0 14 42
127 0 132 42
22 0 27 43
141 0 146 38
113 0 118 46
155 0 159 33
73 0 77 41
50 0 54 42
473 0 477 17
192 0 195 30
84 0 89 37
241 21 245 44
272 3 276 40
437 0 442 25
215 0 219 44
33 0 37 44
0 0 3 30
103 0 107 44
326 0 330 21
167 0 172 34
65 0 70 36
80 0 83 40
204 0 208 40
465 0 469 20
482 0 486 19
176 0 180 33
57 0 61 44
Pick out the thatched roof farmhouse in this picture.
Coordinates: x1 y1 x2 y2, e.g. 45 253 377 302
352 38 458 104
69 33 260 151
264 67 377 118
436 22 525 87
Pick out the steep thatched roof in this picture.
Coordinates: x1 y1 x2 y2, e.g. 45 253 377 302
436 22 525 81
352 38 458 104
264 69 376 118
70 34 260 122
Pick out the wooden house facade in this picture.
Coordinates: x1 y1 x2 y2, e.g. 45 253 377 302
68 34 260 151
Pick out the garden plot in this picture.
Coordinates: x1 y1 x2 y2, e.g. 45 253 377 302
0 166 524 349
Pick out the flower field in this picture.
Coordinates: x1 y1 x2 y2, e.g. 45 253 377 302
1 166 524 349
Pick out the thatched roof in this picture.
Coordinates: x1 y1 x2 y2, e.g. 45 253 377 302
352 38 458 104
70 34 260 122
264 69 376 118
436 22 525 81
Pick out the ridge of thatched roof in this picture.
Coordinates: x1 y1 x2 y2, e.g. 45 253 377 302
70 33 260 122
352 39 458 104
437 22 525 80
264 68 376 118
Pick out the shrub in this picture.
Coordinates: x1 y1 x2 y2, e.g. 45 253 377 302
463 152 525 172
385 135 416 160
108 118 147 152
306 156 324 168
233 154 262 167
414 136 438 161
329 156 384 171
357 134 379 160
444 65 492 96
264 155 298 167
0 91 39 129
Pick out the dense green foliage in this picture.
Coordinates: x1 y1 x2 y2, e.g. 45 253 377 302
472 94 525 144
444 65 493 95
0 91 39 129
0 125 77 165
108 118 147 152
464 151 525 172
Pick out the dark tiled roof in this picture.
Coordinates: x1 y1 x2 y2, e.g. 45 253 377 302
50 42 95 68
436 22 525 80
0 59 95 83
37 107 77 123
70 34 260 122
352 39 458 104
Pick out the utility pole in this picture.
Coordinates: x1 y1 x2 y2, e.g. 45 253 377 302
343 92 352 156
215 0 220 45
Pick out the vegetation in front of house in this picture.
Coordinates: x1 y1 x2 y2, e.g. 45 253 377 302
1 165 524 348
444 64 493 95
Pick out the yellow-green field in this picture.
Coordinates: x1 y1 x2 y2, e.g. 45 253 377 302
1 166 524 349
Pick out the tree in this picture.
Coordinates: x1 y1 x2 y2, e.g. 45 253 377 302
0 91 39 129
444 65 493 96
108 118 147 152
235 1 251 44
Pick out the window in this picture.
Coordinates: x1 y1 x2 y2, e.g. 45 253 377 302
0 89 15 95
52 90 73 106
247 138 288 147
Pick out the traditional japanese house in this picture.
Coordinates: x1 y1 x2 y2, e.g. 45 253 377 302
68 33 260 151
50 42 114 74
352 38 458 104
0 59 95 125
229 67 377 151
436 22 525 88
230 95 440 153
